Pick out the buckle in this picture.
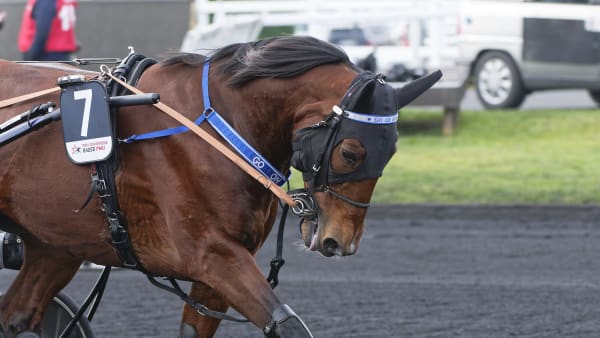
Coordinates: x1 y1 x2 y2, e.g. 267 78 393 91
203 107 215 119
288 189 318 218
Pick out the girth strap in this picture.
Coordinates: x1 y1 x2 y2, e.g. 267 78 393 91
95 161 141 268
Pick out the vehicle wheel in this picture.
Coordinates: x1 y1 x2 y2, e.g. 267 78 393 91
587 90 600 106
43 291 95 338
0 291 94 337
473 51 526 109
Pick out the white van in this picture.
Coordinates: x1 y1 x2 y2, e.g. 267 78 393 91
457 0 600 109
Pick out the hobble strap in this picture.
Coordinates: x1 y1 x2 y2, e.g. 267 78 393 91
146 275 249 322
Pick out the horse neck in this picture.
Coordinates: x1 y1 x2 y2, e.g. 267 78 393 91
207 80 292 173
209 64 357 172
286 64 358 131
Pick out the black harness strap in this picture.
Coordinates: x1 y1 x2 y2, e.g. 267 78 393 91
58 266 111 338
58 54 155 338
267 204 289 289
97 53 153 270
81 52 157 270
146 275 249 322
128 58 157 87
95 161 142 268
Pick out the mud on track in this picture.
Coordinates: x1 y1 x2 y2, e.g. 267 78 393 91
2 204 600 337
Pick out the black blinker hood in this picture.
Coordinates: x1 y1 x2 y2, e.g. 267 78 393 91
291 70 442 186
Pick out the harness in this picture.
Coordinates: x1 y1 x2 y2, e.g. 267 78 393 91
64 53 158 270
102 54 156 268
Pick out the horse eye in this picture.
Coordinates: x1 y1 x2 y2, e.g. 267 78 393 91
341 149 358 165
331 138 366 174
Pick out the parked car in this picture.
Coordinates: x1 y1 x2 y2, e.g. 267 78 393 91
328 27 371 46
457 0 600 109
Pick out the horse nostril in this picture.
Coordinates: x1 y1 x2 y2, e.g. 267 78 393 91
323 237 340 255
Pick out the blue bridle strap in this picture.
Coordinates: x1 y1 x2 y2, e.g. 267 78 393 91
123 61 288 186
202 108 288 186
202 61 211 107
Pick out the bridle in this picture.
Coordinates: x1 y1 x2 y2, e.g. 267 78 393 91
289 71 399 218
290 106 372 215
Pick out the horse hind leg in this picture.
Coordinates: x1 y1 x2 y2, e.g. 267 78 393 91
179 282 229 338
0 238 81 337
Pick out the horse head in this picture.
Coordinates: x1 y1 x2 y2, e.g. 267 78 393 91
291 68 442 257
200 36 438 259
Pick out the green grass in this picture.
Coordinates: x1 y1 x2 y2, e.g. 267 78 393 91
369 109 600 204
287 108 600 204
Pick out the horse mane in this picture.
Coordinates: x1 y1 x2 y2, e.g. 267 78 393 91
161 36 356 87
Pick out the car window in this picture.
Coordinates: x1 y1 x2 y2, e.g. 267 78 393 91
328 28 370 46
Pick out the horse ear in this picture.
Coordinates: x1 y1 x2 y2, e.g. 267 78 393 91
394 70 443 110
346 79 377 114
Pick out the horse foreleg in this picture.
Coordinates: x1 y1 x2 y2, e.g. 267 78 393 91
178 282 228 338
194 240 312 338
0 240 81 337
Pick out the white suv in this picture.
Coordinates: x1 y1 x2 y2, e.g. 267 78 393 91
457 0 600 109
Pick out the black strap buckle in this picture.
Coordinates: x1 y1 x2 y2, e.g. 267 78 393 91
267 256 286 289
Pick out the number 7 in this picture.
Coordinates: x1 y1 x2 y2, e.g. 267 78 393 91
74 89 92 137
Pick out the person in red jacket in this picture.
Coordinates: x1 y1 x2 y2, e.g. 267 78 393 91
18 0 78 61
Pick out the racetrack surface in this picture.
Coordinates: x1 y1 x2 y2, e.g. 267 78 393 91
2 204 600 338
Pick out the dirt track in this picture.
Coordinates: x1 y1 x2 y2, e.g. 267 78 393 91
2 204 600 337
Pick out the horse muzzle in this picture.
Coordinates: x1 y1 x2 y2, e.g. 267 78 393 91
299 218 359 257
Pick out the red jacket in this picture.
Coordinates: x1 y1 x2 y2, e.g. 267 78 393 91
18 0 77 53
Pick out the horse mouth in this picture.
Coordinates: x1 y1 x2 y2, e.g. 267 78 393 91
303 219 318 251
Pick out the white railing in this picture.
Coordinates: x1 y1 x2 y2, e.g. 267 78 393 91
183 0 459 71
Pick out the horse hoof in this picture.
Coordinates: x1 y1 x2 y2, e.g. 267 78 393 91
268 316 313 338
265 304 313 338
15 332 39 338
179 322 198 338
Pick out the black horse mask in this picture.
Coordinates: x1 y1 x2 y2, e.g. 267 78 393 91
291 72 399 186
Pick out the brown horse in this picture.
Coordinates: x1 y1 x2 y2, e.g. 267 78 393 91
0 36 438 337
